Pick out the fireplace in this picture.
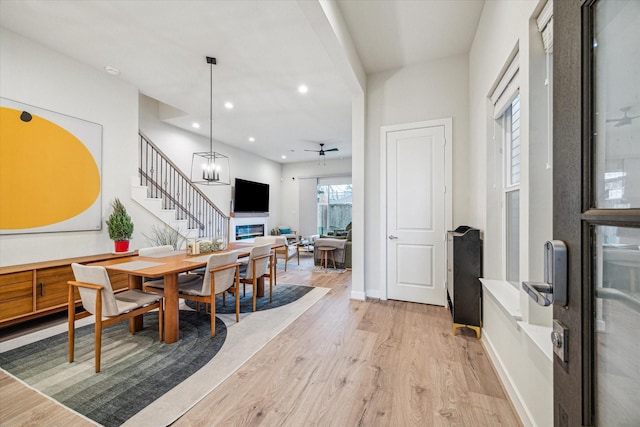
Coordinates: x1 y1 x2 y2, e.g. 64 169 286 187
235 224 265 241
230 214 269 242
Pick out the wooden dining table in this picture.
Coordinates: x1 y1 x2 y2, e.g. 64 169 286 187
90 241 280 344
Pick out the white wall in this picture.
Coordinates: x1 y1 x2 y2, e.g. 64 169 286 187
469 2 553 426
0 30 284 268
0 29 139 266
364 53 471 298
139 94 283 234
280 158 352 234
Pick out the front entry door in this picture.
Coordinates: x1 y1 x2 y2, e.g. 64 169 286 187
384 119 451 305
554 1 640 425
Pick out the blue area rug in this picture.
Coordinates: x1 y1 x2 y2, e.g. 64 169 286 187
187 283 314 314
0 311 225 427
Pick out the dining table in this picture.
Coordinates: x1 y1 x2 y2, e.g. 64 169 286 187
90 241 281 344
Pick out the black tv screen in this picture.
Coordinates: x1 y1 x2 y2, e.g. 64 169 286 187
234 178 269 213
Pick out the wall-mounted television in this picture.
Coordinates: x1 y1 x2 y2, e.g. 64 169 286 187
233 178 269 213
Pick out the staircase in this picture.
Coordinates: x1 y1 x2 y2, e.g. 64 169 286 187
131 132 230 243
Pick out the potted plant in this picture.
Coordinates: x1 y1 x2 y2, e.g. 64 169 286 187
106 198 134 252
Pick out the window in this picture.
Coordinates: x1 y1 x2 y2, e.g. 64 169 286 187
317 184 352 235
504 95 521 283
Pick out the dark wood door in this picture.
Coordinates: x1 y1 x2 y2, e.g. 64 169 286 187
554 1 640 425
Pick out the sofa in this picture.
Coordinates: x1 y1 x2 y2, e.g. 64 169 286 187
314 222 352 269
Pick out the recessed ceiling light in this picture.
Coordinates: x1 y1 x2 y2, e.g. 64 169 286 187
192 122 200 129
224 102 234 109
281 155 287 159
298 84 308 94
248 137 255 142
104 65 120 76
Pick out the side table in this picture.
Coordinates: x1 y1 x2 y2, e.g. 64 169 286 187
316 246 336 270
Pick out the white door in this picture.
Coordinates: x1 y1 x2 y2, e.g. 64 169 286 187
385 120 450 305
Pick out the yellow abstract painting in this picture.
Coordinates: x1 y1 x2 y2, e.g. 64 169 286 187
0 98 102 234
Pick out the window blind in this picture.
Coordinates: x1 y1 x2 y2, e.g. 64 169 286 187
537 0 553 53
490 52 520 119
318 175 351 185
298 177 318 237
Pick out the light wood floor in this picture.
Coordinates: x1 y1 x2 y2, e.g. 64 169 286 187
0 256 522 426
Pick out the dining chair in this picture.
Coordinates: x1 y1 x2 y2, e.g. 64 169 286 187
68 263 164 373
253 236 279 284
254 235 297 272
239 243 273 312
176 251 241 335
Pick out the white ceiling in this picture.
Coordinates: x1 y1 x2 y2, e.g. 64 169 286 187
0 0 484 164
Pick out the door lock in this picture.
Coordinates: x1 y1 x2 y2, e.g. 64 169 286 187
551 319 569 362
522 240 568 306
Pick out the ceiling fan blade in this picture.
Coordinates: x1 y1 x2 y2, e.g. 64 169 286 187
606 119 620 123
324 148 339 152
304 149 320 152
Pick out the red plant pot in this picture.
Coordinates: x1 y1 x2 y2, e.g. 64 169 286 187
114 240 130 253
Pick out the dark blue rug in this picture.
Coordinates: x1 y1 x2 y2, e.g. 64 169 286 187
0 311 225 427
186 283 314 314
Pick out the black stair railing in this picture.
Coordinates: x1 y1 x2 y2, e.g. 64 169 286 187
138 131 229 241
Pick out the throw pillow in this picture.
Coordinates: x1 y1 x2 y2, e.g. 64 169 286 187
279 227 291 235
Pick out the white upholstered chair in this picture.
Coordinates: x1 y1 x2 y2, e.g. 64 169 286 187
239 243 273 312
255 235 297 272
175 251 241 335
68 263 164 373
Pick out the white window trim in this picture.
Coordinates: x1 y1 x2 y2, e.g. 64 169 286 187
502 96 521 284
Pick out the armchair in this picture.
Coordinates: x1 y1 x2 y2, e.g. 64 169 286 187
255 235 298 271
276 225 298 243
68 263 164 373
239 243 273 312
174 252 241 334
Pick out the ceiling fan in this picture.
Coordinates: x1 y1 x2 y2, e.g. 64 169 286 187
606 107 640 127
304 142 339 157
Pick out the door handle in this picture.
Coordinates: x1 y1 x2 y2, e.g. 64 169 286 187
388 235 398 240
522 240 567 306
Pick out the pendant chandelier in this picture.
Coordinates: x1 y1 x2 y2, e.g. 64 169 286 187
190 56 230 185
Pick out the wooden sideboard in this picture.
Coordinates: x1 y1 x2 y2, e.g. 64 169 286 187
0 252 134 326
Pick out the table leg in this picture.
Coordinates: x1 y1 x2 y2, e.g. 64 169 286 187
257 277 265 297
164 274 179 344
128 275 143 333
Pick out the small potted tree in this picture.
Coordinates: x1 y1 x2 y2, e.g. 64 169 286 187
106 198 134 253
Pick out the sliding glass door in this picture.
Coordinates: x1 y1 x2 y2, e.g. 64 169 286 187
317 184 352 235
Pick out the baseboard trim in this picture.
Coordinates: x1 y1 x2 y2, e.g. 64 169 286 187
481 330 536 427
350 290 366 301
365 289 382 299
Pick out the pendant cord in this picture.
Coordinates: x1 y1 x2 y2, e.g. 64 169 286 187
210 61 213 155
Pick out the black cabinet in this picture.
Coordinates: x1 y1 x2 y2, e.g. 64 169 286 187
447 226 483 338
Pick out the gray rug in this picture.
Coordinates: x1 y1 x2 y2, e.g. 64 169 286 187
187 283 313 314
0 311 226 427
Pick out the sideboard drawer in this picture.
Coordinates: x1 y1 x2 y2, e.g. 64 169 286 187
0 272 33 320
35 265 77 311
